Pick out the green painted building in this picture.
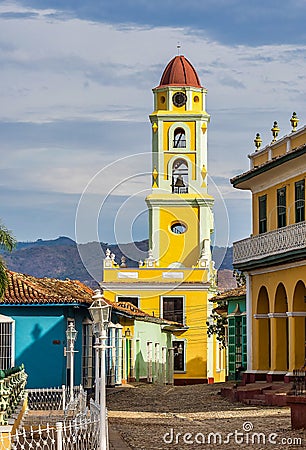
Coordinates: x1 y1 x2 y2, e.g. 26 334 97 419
212 287 247 381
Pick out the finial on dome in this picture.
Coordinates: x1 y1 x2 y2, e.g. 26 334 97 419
177 42 181 55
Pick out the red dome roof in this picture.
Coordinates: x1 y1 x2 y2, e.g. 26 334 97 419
158 55 202 88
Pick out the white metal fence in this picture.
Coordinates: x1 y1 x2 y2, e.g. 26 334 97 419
11 416 100 450
0 386 102 449
27 385 83 412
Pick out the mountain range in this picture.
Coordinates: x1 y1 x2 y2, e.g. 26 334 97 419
2 237 235 291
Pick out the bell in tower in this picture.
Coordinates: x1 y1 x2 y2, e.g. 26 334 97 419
174 174 185 193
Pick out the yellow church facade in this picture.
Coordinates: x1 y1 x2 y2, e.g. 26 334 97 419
232 115 306 382
101 55 226 384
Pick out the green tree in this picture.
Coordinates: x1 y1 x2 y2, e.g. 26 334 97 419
0 221 16 298
206 306 228 349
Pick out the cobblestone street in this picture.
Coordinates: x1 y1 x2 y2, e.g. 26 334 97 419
107 383 306 449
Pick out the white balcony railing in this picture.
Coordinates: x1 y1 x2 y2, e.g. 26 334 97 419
233 221 306 265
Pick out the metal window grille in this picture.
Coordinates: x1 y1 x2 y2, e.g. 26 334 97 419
295 180 305 223
277 187 287 228
0 319 14 370
82 323 93 389
259 195 267 233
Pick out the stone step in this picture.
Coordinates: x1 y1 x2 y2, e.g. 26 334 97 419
21 410 66 428
242 398 266 406
253 394 266 400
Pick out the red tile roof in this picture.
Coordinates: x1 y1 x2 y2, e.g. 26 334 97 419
157 55 202 88
211 286 246 302
2 271 181 326
3 270 93 305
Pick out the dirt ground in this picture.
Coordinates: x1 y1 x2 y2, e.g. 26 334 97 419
107 382 306 449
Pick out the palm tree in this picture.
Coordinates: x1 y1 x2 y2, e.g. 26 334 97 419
0 221 16 298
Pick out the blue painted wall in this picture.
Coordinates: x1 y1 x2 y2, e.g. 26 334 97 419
0 304 90 388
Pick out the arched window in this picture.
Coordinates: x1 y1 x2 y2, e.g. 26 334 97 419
173 128 186 148
172 159 188 193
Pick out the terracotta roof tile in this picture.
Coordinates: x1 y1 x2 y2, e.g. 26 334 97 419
2 271 179 326
211 286 246 302
3 270 93 305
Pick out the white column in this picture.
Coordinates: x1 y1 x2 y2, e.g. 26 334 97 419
162 346 167 385
94 337 100 404
99 329 107 450
117 327 123 385
147 342 153 383
246 273 252 372
69 344 74 401
207 299 214 381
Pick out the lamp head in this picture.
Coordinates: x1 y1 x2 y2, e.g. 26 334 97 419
89 295 112 332
66 322 78 343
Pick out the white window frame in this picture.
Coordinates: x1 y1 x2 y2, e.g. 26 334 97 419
160 295 186 326
168 122 191 152
0 314 15 370
173 338 187 373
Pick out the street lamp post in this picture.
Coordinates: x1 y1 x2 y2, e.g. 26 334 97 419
65 323 78 402
89 290 112 450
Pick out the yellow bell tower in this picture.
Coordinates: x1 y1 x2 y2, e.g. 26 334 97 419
102 55 224 384
146 55 214 268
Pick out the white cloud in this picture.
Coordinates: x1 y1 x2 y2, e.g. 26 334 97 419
1 1 305 243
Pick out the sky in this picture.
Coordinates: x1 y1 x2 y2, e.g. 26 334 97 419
1 0 306 249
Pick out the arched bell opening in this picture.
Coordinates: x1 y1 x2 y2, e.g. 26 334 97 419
172 158 188 194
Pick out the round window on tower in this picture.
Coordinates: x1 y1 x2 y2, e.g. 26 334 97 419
194 95 199 103
160 95 166 104
172 92 187 107
170 222 187 234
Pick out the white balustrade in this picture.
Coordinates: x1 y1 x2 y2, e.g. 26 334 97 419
233 221 306 265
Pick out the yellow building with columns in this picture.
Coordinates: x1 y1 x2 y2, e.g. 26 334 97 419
232 114 306 383
101 55 225 384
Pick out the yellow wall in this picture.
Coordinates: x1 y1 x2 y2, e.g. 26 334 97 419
253 150 269 167
291 133 306 149
251 264 306 372
104 267 208 285
252 172 305 234
158 206 199 267
156 91 167 110
163 122 195 151
103 285 210 380
155 90 204 113
271 142 286 159
192 92 203 112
